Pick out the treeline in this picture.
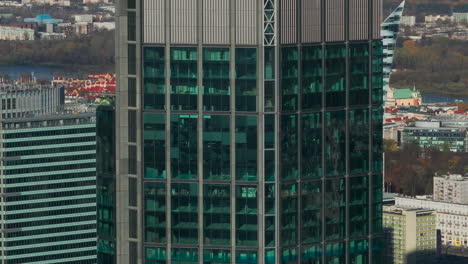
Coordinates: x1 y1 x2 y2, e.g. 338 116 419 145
384 0 468 20
391 38 468 96
0 30 115 71
384 140 468 196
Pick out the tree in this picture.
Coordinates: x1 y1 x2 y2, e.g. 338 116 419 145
384 139 398 152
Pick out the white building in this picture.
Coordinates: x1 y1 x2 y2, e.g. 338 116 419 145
0 26 34 40
22 0 70 6
425 15 453 24
93 22 115 31
401 16 416 26
74 14 93 23
434 174 468 204
396 196 468 247
453 13 468 24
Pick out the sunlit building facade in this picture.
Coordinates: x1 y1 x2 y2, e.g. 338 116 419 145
112 0 385 263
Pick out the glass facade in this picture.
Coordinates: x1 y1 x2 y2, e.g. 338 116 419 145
97 105 116 264
118 2 384 262
134 41 384 263
2 114 97 264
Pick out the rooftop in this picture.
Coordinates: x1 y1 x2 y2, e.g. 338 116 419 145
394 88 421 99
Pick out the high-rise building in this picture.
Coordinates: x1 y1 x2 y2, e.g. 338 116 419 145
97 102 117 263
381 0 405 103
111 0 384 263
383 205 436 264
0 113 97 263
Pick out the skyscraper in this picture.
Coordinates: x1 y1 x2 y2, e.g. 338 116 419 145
0 113 97 263
381 0 405 103
112 0 384 263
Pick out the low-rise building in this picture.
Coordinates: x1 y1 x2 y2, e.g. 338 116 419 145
0 83 64 119
93 22 115 31
0 26 34 41
387 87 422 106
22 0 70 6
453 13 468 24
401 16 416 26
39 32 67 40
434 174 468 204
425 15 453 24
401 120 467 152
383 205 437 264
396 196 468 247
74 14 94 23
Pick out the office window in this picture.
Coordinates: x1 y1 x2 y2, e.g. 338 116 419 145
236 48 257 112
301 181 322 243
128 12 136 41
302 45 323 109
281 183 298 246
145 247 166 264
203 48 230 111
144 183 166 243
325 111 346 176
144 113 166 179
128 78 137 107
349 109 369 174
171 183 198 244
171 114 198 180
349 176 369 238
203 185 230 246
203 249 231 264
203 115 230 181
171 47 198 110
235 116 258 181
325 179 346 240
349 43 370 106
325 44 346 107
236 185 258 247
281 47 298 111
172 248 198 264
302 112 322 178
281 114 298 180
144 47 165 110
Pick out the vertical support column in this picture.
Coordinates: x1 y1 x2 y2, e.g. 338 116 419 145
258 1 265 264
197 1 204 263
229 1 237 263
368 0 375 262
345 0 351 262
164 0 172 262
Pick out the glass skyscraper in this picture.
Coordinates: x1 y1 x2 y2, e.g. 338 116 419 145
111 0 384 263
0 113 97 263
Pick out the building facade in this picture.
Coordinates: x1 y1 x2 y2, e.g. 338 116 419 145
0 84 64 119
383 205 436 264
401 121 467 152
381 1 405 103
433 175 468 204
396 196 468 248
112 0 384 263
0 26 34 41
400 16 415 27
0 113 97 263
97 103 117 263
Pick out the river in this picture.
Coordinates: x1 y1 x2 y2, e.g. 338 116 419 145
0 65 93 81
